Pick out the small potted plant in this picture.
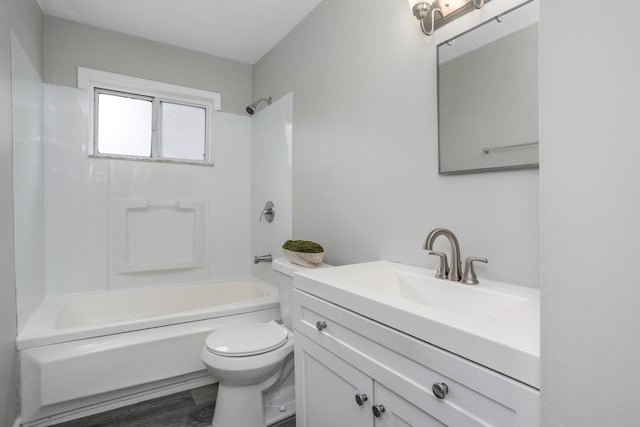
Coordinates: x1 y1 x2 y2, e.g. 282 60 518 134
282 240 325 267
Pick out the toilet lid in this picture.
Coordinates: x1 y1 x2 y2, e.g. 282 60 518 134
205 321 288 357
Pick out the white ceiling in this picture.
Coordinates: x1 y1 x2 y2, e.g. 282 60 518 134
37 0 323 64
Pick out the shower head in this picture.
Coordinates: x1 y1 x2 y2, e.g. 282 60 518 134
245 97 272 115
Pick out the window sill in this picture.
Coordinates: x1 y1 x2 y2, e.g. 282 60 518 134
88 154 214 167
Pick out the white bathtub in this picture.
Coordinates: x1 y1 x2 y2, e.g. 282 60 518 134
18 279 281 426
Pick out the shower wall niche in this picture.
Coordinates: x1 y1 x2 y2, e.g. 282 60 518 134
112 199 205 273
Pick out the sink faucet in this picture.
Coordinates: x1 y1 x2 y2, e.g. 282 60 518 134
424 228 462 282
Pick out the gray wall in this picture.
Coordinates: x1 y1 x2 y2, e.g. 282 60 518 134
253 0 539 287
540 0 640 424
43 16 252 115
0 1 43 425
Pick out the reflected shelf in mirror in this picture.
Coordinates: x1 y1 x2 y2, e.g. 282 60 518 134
482 141 539 155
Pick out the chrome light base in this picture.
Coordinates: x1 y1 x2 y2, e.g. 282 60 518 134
410 0 490 36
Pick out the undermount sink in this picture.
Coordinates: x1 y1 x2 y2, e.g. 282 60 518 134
294 260 540 388
345 269 528 320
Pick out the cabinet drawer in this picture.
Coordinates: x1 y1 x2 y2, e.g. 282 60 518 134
293 289 539 426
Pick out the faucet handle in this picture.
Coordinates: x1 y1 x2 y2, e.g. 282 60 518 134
428 251 449 279
461 257 488 285
259 201 275 223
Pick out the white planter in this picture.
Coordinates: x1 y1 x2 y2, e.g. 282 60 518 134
282 249 325 267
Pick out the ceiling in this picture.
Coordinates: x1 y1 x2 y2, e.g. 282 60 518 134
37 0 323 64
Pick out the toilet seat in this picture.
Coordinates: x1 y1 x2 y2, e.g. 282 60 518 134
206 321 288 357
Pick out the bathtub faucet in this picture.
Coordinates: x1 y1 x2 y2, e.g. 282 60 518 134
254 254 273 264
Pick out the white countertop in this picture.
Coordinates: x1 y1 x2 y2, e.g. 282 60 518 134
294 260 540 389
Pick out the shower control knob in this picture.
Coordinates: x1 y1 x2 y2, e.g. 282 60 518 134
355 393 368 406
432 382 449 399
372 404 385 417
315 320 327 331
259 201 275 223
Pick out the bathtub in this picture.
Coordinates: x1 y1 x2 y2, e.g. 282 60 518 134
18 279 281 426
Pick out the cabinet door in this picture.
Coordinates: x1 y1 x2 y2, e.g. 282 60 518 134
295 334 373 427
373 382 446 427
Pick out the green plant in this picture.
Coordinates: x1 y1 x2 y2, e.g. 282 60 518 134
282 240 324 253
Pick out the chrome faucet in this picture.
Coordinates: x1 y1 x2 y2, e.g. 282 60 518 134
424 228 488 284
254 254 273 264
424 228 462 282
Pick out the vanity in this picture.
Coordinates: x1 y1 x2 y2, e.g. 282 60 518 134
292 261 539 426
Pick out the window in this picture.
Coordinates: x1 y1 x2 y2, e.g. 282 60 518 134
160 101 206 161
79 67 221 165
96 89 153 157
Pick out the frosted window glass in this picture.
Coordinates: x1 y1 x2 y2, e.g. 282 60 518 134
97 92 152 157
160 102 206 161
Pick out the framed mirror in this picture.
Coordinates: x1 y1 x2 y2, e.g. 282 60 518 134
437 0 538 174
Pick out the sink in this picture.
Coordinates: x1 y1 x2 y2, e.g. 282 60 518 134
344 269 528 320
294 260 540 388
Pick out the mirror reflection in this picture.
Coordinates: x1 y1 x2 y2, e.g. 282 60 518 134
437 0 538 174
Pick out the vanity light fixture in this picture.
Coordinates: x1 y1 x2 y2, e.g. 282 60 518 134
408 0 488 36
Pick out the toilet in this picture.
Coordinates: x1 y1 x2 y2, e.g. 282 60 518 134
202 257 326 427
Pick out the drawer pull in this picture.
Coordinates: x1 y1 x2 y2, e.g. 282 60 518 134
372 404 385 417
316 320 327 331
355 393 368 406
432 382 449 400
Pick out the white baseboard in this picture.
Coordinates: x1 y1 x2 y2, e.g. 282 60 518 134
12 417 22 427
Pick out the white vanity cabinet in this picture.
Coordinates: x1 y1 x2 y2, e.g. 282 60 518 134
293 289 540 427
295 335 373 426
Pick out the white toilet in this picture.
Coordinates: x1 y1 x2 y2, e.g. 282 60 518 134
202 257 322 427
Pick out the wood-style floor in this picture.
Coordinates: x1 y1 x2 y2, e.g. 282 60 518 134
52 385 295 427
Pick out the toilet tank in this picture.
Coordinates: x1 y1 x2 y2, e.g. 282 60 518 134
272 258 330 329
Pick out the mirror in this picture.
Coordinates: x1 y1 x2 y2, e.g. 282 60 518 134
437 0 538 174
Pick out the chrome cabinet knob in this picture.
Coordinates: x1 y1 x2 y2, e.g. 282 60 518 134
432 382 449 399
372 404 385 417
355 393 368 406
315 320 327 331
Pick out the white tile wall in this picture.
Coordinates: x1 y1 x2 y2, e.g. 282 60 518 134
43 84 108 294
43 86 252 294
251 93 293 284
207 111 252 279
11 33 45 331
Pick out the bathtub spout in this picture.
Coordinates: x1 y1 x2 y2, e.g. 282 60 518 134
254 254 273 264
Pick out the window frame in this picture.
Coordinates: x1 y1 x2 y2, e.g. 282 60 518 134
94 87 155 159
79 67 221 166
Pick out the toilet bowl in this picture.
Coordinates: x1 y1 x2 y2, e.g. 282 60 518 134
202 321 295 427
202 257 328 427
